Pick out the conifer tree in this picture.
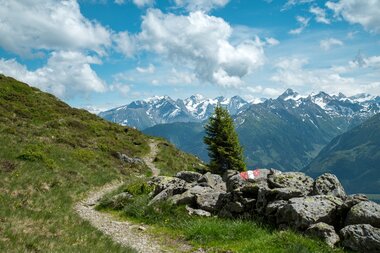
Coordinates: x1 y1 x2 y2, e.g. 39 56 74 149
204 105 246 174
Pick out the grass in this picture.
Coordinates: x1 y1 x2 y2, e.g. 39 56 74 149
152 141 206 176
0 74 199 252
98 179 348 253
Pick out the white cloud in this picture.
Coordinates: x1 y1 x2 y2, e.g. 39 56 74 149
113 31 136 58
265 37 280 46
320 38 343 51
174 0 229 12
0 51 106 98
309 6 331 24
136 64 155 73
168 69 196 84
0 0 111 57
132 9 265 87
282 0 314 11
114 0 125 5
326 0 380 34
289 16 310 34
246 85 282 97
270 57 370 95
350 54 380 69
132 0 154 8
109 83 130 96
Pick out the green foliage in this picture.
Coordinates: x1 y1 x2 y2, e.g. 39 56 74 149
204 105 246 174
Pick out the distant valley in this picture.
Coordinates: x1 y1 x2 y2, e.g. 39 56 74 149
100 90 380 193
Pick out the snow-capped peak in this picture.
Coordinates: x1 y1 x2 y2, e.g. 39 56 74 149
349 93 376 103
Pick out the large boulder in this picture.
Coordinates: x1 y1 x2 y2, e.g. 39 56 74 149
265 200 288 224
149 176 188 196
305 222 340 247
346 201 380 228
175 171 203 183
276 195 343 230
340 224 380 253
198 172 226 192
268 172 314 195
313 173 346 199
256 187 303 214
148 188 174 206
169 185 215 206
196 190 226 212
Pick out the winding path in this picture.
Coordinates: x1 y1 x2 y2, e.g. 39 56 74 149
74 140 173 253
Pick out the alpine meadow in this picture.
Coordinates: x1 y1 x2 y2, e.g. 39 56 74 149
1 0 380 252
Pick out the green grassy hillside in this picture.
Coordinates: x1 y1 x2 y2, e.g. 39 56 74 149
304 113 380 193
0 74 200 252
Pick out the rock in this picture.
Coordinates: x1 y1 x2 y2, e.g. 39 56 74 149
186 205 211 217
149 176 188 196
265 200 288 224
225 171 245 192
340 224 380 253
108 192 133 209
169 190 195 205
148 188 173 206
276 195 343 230
346 201 380 228
343 194 368 210
268 172 314 195
256 187 302 214
117 153 144 164
306 222 340 247
313 173 346 199
198 172 226 192
175 171 203 183
196 191 225 212
223 201 245 214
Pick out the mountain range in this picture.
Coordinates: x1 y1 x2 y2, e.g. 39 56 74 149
303 113 380 193
99 94 253 130
101 89 380 173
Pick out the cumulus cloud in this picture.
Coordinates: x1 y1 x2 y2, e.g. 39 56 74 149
271 57 354 88
0 0 111 57
128 9 265 87
282 0 314 11
136 64 155 73
174 0 229 12
320 38 343 51
326 0 380 34
114 0 125 4
265 37 280 46
132 0 154 8
289 16 310 34
0 51 106 98
113 31 136 58
309 6 331 24
246 85 282 97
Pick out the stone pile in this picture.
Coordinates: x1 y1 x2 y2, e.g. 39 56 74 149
149 170 380 252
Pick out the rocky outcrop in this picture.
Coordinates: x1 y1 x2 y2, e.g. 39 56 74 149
148 169 380 252
345 201 380 228
313 173 346 199
117 153 144 164
306 222 340 247
340 224 380 252
276 195 343 230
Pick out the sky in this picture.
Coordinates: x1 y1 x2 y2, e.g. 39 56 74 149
0 0 379 112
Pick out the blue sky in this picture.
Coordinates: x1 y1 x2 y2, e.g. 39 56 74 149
0 0 379 112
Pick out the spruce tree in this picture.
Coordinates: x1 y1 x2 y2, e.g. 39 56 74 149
204 105 246 174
